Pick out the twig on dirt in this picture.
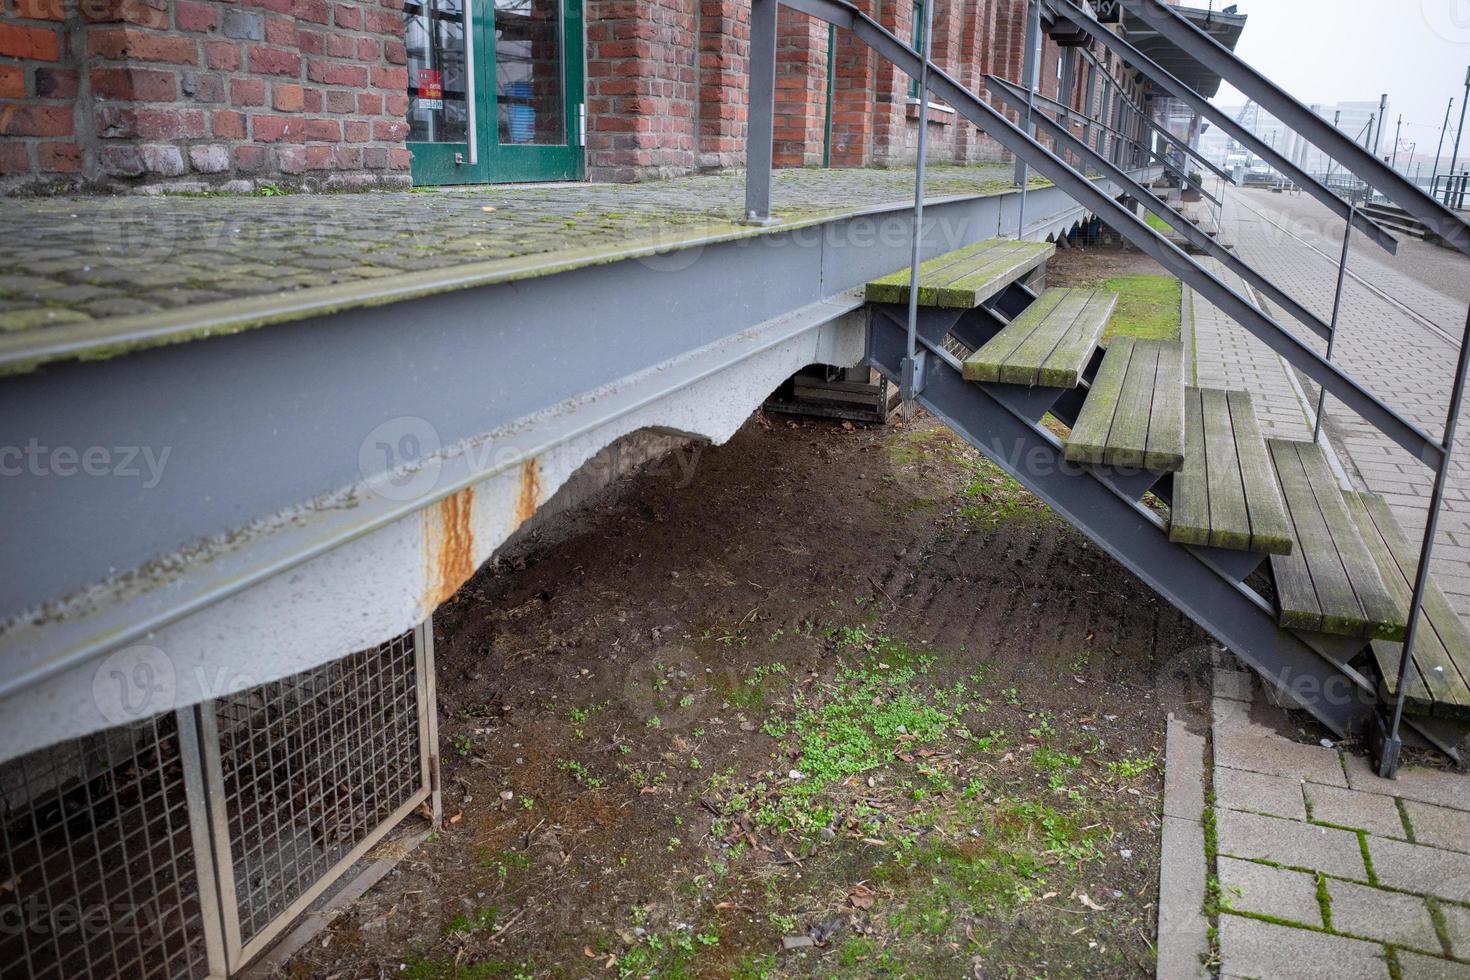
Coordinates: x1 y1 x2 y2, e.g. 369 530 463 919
867 576 898 609
487 907 528 944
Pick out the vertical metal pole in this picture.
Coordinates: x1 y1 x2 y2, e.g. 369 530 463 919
1391 115 1402 170
1059 46 1076 169
1374 93 1388 155
1445 68 1470 206
744 0 778 223
1015 0 1041 238
1383 304 1470 777
1082 62 1097 155
1431 97 1454 191
1314 201 1354 443
900 0 935 404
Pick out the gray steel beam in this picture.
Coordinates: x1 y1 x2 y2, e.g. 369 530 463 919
780 0 1440 467
986 75 1334 343
745 0 778 222
1128 0 1470 258
1052 0 1399 255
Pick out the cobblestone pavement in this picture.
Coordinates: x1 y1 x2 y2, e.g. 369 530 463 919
0 165 1015 340
1206 187 1470 614
1158 660 1470 980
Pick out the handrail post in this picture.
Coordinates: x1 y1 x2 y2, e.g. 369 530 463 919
1381 302 1470 777
899 0 935 405
1314 201 1354 443
744 0 778 224
1015 0 1041 239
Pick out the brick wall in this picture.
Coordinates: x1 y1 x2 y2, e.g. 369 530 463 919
0 0 411 192
771 4 822 168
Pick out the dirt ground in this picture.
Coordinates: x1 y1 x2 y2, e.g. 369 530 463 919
284 385 1223 978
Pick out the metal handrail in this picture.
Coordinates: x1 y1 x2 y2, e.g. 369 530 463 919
1129 0 1470 259
751 0 1464 778
1051 0 1400 256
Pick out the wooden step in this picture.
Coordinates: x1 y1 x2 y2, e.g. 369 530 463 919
865 238 1056 309
961 287 1117 388
1344 491 1470 720
1266 439 1406 641
1170 388 1293 554
1063 338 1185 471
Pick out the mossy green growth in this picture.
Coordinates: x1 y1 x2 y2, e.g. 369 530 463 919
1096 274 1183 341
1144 211 1173 235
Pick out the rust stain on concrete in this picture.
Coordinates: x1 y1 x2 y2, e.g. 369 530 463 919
515 458 542 528
426 486 475 608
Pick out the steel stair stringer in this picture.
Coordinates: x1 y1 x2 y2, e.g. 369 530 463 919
867 311 1461 759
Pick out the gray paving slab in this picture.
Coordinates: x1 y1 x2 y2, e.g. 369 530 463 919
1217 808 1368 880
1397 951 1470 980
1217 914 1390 980
1215 668 1255 702
1344 755 1470 813
1213 728 1348 787
1215 766 1307 821
1306 783 1409 839
1326 877 1443 954
1366 836 1470 903
1218 855 1322 926
1403 800 1470 853
1442 901 1470 960
1157 815 1211 980
1163 713 1207 823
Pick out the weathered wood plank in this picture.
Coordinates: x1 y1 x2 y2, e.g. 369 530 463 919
1227 390 1294 555
1106 340 1160 470
1144 342 1186 472
1200 387 1251 551
865 238 1056 308
1064 338 1132 465
1169 387 1212 548
1268 439 1406 640
963 287 1114 388
1349 492 1470 720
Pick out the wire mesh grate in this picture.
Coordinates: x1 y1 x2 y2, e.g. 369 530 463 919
0 712 212 980
215 631 424 947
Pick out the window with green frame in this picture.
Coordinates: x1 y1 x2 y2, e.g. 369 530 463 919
908 0 924 99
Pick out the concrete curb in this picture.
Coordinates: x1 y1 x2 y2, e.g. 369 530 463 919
1157 712 1212 979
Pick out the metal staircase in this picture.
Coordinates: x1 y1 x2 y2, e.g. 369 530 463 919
744 0 1470 774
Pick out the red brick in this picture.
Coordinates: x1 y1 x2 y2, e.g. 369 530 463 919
174 1 217 32
0 23 59 61
383 93 408 115
325 32 355 58
304 117 339 140
362 145 386 168
0 66 22 100
334 145 360 168
389 147 411 170
230 77 266 105
264 16 299 46
277 143 306 172
1 103 73 137
298 29 324 55
356 36 380 60
88 27 198 64
0 142 31 174
252 113 303 141
243 0 292 11
247 46 300 76
326 89 354 113
371 64 406 90
12 0 63 21
356 91 381 114
34 67 78 99
212 108 246 138
294 0 331 24
83 0 169 28
205 40 241 70
91 66 177 101
309 60 367 87
333 3 362 29
272 82 304 111
343 119 370 142
372 118 406 141
37 140 81 172
383 38 406 64
234 143 267 171
305 144 333 169
302 88 321 111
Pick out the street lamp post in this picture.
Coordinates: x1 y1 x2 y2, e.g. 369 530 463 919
1431 96 1455 191
1444 67 1470 206
1391 114 1403 169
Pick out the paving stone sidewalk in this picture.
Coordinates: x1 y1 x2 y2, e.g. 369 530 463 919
1158 661 1470 980
0 164 1015 339
1210 188 1470 614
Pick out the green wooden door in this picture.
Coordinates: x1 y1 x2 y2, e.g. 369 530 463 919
407 0 584 185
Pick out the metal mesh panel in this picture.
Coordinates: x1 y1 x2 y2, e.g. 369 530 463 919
216 632 423 947
0 713 212 980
